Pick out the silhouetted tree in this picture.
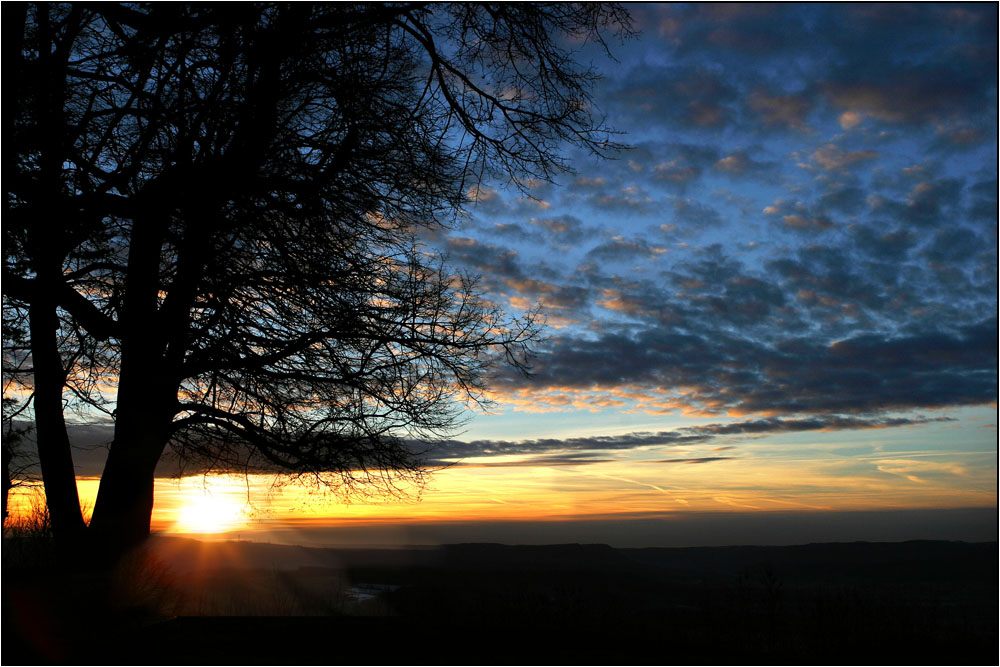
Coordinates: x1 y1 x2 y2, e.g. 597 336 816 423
5 3 631 553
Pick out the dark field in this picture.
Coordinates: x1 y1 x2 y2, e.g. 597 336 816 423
4 537 997 665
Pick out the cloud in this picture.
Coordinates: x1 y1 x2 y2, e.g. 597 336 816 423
861 177 967 229
445 237 524 280
511 196 553 215
838 111 864 130
654 160 701 184
762 198 837 232
748 90 813 131
923 227 984 264
929 118 990 150
780 215 834 232
585 236 667 263
967 179 998 222
713 149 779 180
466 185 508 215
875 458 970 483
807 144 879 171
528 215 594 245
822 67 994 127
423 432 705 461
501 316 996 417
501 278 590 313
689 415 956 435
818 184 866 214
481 222 535 243
586 186 659 215
604 64 737 129
666 4 802 58
447 452 617 468
850 225 918 261
568 176 609 192
639 142 725 193
713 154 747 174
667 197 723 228
902 179 963 226
456 192 993 420
767 244 893 312
418 414 958 463
613 3 995 144
705 276 787 324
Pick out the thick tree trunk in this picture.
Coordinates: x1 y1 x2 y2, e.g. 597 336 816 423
87 201 175 553
89 319 174 551
87 419 169 552
88 349 179 551
22 4 87 542
28 297 87 539
84 334 176 555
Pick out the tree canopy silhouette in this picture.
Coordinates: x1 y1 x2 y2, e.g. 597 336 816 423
5 3 631 551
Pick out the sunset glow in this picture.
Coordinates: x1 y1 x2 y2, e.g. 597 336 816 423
172 491 249 534
7 409 994 545
5 3 995 551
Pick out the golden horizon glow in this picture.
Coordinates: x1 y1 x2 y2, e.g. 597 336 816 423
5 426 995 541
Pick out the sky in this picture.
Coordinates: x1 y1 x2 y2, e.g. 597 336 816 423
13 3 997 547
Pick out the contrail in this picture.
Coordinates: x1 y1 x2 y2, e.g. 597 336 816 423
547 466 680 495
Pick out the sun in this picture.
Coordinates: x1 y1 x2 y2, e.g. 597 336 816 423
173 492 247 534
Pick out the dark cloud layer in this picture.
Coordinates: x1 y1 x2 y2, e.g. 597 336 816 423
503 317 996 418
420 415 957 464
645 3 997 137
443 185 995 417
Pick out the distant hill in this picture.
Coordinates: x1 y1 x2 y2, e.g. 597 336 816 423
147 535 634 574
148 534 997 584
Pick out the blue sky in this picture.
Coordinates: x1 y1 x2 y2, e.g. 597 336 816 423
425 4 996 453
38 4 996 545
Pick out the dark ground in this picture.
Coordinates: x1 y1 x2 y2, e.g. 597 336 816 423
3 538 997 665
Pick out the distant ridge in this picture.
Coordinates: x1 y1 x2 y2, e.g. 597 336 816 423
622 539 998 583
148 534 996 583
439 542 629 571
